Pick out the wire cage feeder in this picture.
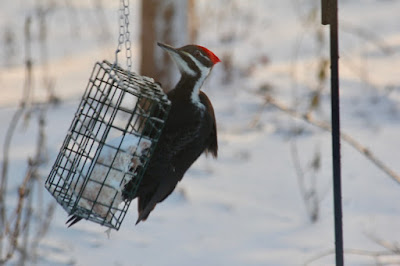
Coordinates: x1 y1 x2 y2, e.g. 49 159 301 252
45 60 170 230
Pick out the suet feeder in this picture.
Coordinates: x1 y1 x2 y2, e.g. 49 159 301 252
45 60 170 230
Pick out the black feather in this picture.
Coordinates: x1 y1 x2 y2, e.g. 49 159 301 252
125 68 218 224
66 215 82 227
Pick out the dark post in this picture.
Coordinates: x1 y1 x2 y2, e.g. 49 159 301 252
321 0 343 265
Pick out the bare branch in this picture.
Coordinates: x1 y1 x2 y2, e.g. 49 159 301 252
305 234 400 265
366 233 400 254
254 95 400 185
1 8 55 262
0 15 34 260
341 21 394 56
290 140 319 222
304 248 395 266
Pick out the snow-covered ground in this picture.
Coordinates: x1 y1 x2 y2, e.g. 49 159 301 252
1 0 400 265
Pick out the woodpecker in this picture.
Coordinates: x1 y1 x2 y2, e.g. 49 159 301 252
125 42 220 224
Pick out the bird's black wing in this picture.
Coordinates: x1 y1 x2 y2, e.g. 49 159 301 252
134 91 218 224
199 91 218 158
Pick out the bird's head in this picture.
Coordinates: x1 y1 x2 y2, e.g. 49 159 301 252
157 42 220 78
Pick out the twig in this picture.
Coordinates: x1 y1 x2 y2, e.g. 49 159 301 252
341 22 394 56
305 233 400 265
290 140 319 222
30 202 55 263
304 248 395 265
366 233 400 254
0 108 25 260
0 153 40 264
255 96 400 185
1 10 55 263
0 16 33 260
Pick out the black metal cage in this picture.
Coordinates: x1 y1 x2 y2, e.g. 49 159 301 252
45 60 170 230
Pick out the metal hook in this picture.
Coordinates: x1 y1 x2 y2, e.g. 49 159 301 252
113 49 121 69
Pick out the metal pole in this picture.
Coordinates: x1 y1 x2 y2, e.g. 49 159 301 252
321 0 343 265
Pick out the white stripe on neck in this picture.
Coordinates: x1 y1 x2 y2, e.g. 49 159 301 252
186 53 210 110
170 52 196 76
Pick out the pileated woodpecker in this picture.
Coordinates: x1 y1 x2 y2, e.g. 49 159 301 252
131 42 220 224
67 43 220 227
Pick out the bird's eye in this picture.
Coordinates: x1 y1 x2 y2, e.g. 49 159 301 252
194 50 201 58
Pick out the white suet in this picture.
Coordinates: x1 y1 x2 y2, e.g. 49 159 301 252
71 134 152 222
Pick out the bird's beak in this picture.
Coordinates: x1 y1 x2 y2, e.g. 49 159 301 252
157 42 195 76
157 42 181 56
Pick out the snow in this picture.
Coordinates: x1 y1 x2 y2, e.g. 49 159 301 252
1 0 400 265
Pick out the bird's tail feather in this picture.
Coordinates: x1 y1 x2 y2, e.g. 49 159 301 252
66 215 82 227
136 183 176 225
136 194 158 225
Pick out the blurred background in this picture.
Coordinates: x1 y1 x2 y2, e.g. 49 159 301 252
1 0 400 265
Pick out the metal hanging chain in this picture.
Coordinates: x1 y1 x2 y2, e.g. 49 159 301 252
116 0 132 72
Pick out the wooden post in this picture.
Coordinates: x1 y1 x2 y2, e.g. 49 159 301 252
140 0 194 93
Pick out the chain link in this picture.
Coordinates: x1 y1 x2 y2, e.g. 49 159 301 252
116 0 132 71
